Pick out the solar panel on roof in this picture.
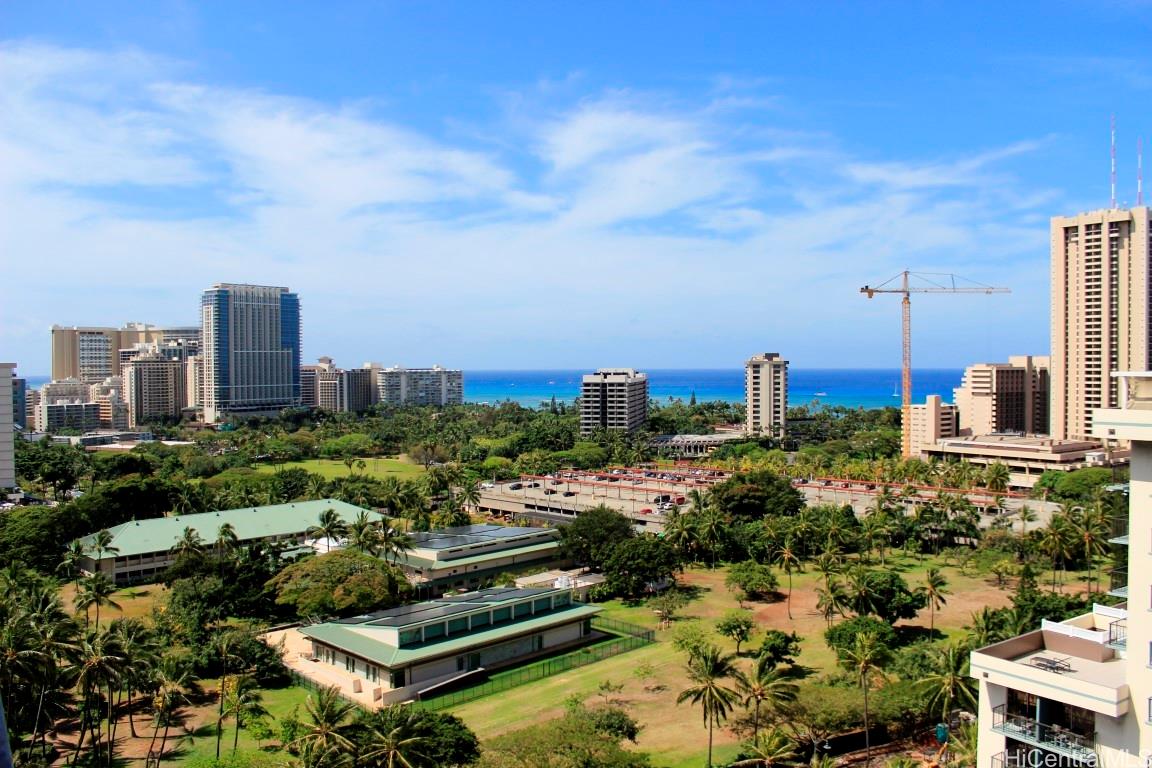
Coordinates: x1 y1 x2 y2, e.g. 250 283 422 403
365 603 475 627
436 524 502 535
417 536 481 550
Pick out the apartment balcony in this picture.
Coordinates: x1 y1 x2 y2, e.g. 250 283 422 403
1106 618 1126 650
991 705 1096 763
1108 569 1128 599
970 609 1129 718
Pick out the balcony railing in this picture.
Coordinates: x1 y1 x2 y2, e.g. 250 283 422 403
1108 618 1127 649
991 705 1096 763
1109 568 1129 599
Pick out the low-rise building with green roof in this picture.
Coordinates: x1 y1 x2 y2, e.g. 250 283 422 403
76 498 369 584
294 586 600 704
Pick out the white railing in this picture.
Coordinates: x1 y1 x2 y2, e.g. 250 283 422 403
1041 619 1106 644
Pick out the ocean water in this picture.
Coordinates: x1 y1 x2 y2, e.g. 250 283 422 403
21 369 966 411
464 369 964 410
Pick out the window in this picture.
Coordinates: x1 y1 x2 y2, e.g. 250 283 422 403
390 669 405 689
492 607 512 623
534 597 552 613
448 617 469 635
515 602 532 618
399 628 422 646
471 612 490 628
424 622 445 640
345 655 355 673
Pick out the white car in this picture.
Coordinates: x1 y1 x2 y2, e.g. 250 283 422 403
480 482 495 489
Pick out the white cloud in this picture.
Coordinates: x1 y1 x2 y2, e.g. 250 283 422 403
0 41 1057 371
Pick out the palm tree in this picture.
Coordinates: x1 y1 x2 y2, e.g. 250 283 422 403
1070 504 1111 595
378 521 414 565
695 506 727 568
347 511 382 556
730 727 798 768
357 709 428 768
1015 504 1038 536
92 528 120 563
1039 513 1075 591
735 655 798 743
215 522 239 561
148 653 195 763
108 617 158 740
983 462 1010 493
308 508 350 553
839 632 889 768
288 685 357 760
223 673 270 753
772 540 802 620
922 568 950 632
815 578 850 628
917 643 977 720
677 644 741 768
57 539 88 587
170 526 204 559
75 573 121 628
70 627 126 764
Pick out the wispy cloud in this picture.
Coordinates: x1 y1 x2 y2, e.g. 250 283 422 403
0 41 1056 369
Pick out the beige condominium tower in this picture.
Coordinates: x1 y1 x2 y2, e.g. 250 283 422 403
745 353 788 439
1051 206 1152 440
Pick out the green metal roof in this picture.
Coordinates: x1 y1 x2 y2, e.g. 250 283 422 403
76 499 372 558
300 603 601 667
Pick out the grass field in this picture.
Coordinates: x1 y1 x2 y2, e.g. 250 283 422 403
165 682 311 764
252 456 426 481
447 552 1025 767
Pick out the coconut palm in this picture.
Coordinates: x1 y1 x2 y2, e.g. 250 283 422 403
839 632 889 768
1070 503 1111 595
75 572 121 628
735 655 799 743
663 508 700 563
107 617 159 740
983 462 1010 493
815 578 850 628
1014 504 1038 536
921 568 950 632
170 526 205 559
677 644 741 768
917 643 977 720
731 727 799 768
57 539 88 587
357 709 429 768
223 673 270 753
771 540 802 620
378 521 414 565
347 511 382 556
214 522 240 561
288 685 357 760
70 627 126 764
1039 513 1076 591
148 654 195 763
308 508 350 553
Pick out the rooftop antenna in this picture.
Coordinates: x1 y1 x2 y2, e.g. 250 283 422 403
1111 114 1117 209
1139 136 1144 207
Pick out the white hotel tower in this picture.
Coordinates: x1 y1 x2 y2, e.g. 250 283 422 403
971 372 1152 768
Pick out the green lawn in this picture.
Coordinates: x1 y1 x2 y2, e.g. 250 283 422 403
172 683 311 764
252 456 426 481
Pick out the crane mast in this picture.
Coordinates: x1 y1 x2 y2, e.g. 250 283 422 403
860 270 1011 458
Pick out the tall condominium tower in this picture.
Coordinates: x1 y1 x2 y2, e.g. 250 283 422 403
124 352 187 428
579 368 648 435
200 284 301 424
1051 206 1152 440
0 363 16 489
51 323 200 383
953 355 1050 436
744 353 788 438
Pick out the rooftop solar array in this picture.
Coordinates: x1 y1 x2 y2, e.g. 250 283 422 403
330 587 561 628
406 524 555 553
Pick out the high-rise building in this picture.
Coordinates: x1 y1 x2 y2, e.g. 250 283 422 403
1051 206 1152 440
185 356 203 410
744 353 788 438
904 394 959 457
51 323 200 383
125 353 187 428
306 357 375 413
200 284 301 423
11 374 26 431
375 365 463 407
579 368 648 435
970 371 1151 768
953 355 1050 436
0 363 16 489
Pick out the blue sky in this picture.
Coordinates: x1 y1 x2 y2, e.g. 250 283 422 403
3 1 1151 374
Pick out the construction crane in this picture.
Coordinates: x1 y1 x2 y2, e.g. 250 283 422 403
861 271 1011 458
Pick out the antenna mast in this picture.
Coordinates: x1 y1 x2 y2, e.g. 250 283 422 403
1111 114 1117 209
1139 136 1144 207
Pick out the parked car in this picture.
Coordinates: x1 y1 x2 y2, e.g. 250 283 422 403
508 483 523 490
563 490 576 497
